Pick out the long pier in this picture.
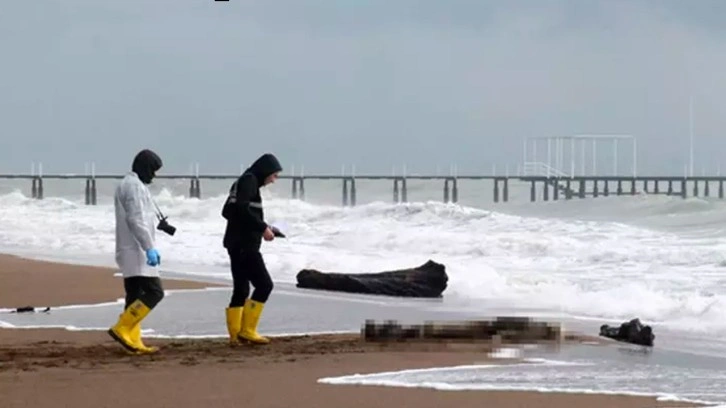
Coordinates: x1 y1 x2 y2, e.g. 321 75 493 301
1 173 726 206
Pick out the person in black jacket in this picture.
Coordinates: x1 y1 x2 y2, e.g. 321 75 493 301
222 153 282 345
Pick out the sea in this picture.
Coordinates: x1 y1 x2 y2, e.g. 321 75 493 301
1 176 726 406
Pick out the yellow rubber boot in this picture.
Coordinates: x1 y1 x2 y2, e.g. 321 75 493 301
225 307 244 346
107 299 153 353
131 323 159 354
239 299 270 344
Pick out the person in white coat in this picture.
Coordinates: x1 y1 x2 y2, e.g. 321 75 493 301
107 149 165 354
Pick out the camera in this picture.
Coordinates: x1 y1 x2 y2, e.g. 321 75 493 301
151 199 176 236
157 217 177 236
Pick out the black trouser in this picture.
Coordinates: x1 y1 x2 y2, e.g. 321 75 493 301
227 249 274 307
124 276 165 310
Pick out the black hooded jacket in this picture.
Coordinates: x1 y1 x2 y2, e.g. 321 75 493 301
222 153 282 251
132 149 163 184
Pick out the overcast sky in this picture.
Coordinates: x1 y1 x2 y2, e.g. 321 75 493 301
1 0 725 176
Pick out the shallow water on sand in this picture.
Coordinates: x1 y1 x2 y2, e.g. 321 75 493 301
319 341 726 406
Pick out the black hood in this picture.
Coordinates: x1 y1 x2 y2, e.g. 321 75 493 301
245 153 282 185
132 149 163 184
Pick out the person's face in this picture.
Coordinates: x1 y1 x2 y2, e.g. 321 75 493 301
264 171 280 186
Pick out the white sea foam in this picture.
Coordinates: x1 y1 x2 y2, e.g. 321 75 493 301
318 358 589 385
1 187 726 340
0 324 109 331
317 360 726 406
488 347 523 359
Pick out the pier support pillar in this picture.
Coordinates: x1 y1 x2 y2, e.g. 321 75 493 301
292 177 306 200
341 178 356 207
350 178 357 207
85 178 97 205
189 178 201 199
393 178 407 203
565 179 572 199
444 178 458 204
31 177 44 200
342 178 349 207
543 180 549 201
400 178 407 203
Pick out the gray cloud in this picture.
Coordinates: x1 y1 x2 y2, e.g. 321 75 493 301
0 0 724 176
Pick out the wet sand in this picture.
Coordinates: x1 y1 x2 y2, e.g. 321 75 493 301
0 254 705 408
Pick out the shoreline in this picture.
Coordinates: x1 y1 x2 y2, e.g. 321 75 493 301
0 253 710 408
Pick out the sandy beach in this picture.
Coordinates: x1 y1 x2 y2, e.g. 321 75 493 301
0 254 705 408
0 253 218 309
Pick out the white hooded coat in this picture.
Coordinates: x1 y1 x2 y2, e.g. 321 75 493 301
114 172 158 278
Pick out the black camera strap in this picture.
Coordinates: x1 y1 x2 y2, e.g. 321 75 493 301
151 198 166 222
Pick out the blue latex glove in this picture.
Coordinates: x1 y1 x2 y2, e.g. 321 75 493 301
146 248 161 266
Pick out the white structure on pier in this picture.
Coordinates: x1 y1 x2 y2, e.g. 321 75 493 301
521 134 637 178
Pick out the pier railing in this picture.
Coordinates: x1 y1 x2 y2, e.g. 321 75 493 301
521 162 570 178
1 173 725 206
